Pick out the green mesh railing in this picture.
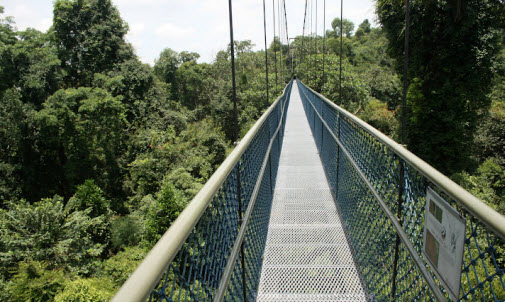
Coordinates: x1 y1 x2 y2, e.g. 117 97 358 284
298 81 505 302
113 80 293 302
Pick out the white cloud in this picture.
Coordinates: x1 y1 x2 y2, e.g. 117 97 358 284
36 17 52 32
128 22 145 37
114 0 166 5
155 23 194 38
2 0 378 64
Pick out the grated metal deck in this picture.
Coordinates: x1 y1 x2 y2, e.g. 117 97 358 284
257 81 368 301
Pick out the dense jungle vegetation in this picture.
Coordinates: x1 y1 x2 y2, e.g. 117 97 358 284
0 0 503 300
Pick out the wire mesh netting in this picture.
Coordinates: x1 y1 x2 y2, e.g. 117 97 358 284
298 81 505 302
149 81 293 302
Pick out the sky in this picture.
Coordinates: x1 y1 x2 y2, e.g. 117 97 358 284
1 0 377 65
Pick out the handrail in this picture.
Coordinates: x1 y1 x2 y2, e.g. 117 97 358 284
112 80 293 302
300 83 505 241
213 80 291 302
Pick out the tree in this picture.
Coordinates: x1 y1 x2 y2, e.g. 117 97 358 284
99 246 147 286
331 17 354 38
356 20 371 39
176 61 211 109
476 101 505 167
35 87 127 199
154 48 203 102
1 29 62 107
102 59 156 123
154 48 179 87
54 277 115 302
179 51 200 63
377 0 505 175
7 261 66 302
358 19 371 34
52 0 133 86
145 182 185 243
0 6 18 93
66 179 111 218
0 6 16 46
269 36 282 52
0 90 27 201
0 197 107 275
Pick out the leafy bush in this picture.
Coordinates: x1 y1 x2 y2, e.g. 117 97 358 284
8 261 66 302
0 196 106 275
66 179 111 218
358 99 398 137
455 159 505 215
110 215 144 248
100 246 148 287
54 277 115 302
145 182 185 243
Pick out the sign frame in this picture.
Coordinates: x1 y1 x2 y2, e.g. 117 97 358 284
422 187 466 301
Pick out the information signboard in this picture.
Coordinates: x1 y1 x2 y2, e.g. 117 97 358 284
423 187 466 301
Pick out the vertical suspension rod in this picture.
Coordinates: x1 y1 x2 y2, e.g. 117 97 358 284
309 0 312 82
227 0 247 300
279 0 283 82
391 0 410 299
314 0 317 84
282 0 290 78
263 0 270 104
272 0 278 91
302 0 308 75
339 0 343 105
322 0 326 85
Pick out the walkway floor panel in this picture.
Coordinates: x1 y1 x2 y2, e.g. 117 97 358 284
257 81 367 301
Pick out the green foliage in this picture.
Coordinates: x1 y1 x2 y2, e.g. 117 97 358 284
357 19 371 35
124 118 227 209
0 89 30 201
105 59 156 123
0 29 62 106
36 87 127 199
179 51 200 63
0 196 106 275
67 179 110 218
165 168 203 200
110 215 144 248
330 18 355 38
358 99 398 136
0 6 16 46
0 276 9 301
299 53 370 112
8 261 66 302
99 246 147 287
54 277 115 302
176 61 211 110
52 0 133 86
154 48 180 91
476 100 505 167
0 1 288 300
295 27 401 123
124 127 179 205
455 159 505 215
145 182 185 243
377 0 505 174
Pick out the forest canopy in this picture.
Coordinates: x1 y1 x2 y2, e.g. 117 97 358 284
0 0 504 300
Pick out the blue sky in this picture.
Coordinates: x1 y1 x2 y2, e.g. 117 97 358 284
1 0 377 64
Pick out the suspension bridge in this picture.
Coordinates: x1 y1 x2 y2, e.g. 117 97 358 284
112 0 505 300
112 80 505 301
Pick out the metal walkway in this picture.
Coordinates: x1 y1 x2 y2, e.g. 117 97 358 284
257 81 367 301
